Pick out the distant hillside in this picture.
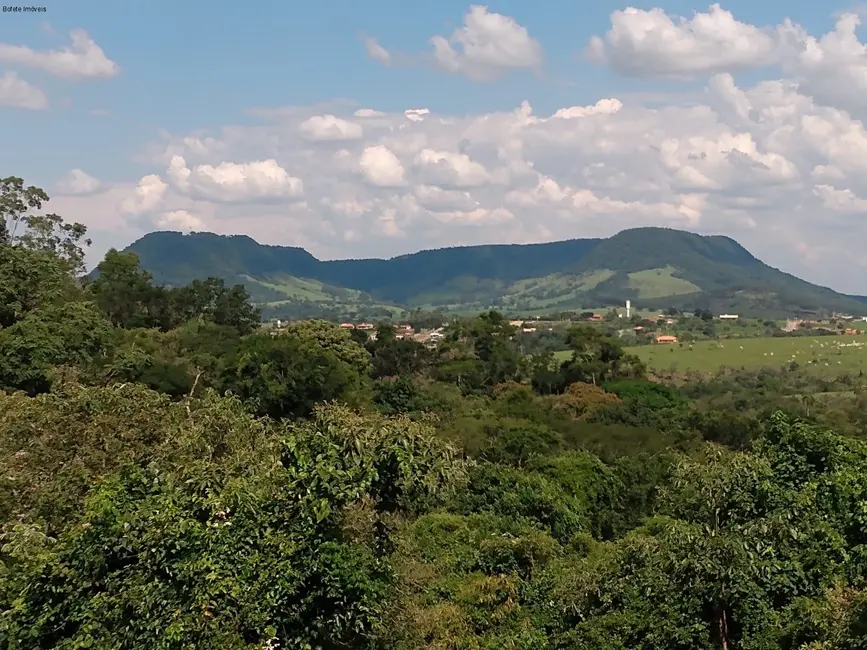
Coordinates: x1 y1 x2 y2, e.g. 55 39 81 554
122 228 867 320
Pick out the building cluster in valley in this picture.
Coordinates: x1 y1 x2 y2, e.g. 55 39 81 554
271 319 447 346
270 306 867 349
336 321 445 345
643 312 867 345
783 315 866 335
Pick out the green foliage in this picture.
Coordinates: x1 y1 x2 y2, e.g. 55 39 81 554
88 248 171 329
170 276 261 334
0 300 112 395
382 513 557 650
780 587 867 648
94 328 198 396
0 384 261 532
454 463 588 543
219 330 369 419
284 318 373 376
536 413 867 648
373 376 428 416
367 324 431 379
478 418 562 467
7 189 867 648
558 325 645 387
0 392 466 649
0 244 82 328
89 248 260 333
0 176 91 274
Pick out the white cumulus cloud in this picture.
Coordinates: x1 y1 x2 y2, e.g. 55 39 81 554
786 13 867 118
120 175 168 215
299 114 363 141
155 209 205 230
813 184 867 213
0 29 120 80
0 71 46 109
167 155 304 202
430 5 543 80
360 145 407 187
586 4 791 79
56 169 100 195
415 149 492 188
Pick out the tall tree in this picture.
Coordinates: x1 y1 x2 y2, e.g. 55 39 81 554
0 176 91 274
88 249 167 329
446 311 521 389
219 331 369 419
559 324 645 387
0 245 82 328
170 277 260 334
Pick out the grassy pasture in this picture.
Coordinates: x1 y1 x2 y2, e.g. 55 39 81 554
626 335 867 375
627 266 700 299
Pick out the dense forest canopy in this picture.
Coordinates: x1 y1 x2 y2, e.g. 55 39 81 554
2 178 867 649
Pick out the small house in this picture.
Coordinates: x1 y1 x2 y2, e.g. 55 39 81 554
655 335 678 344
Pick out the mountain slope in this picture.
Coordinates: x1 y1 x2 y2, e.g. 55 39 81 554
122 228 867 319
561 228 863 316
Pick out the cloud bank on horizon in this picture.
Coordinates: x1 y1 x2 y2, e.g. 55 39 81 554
3 2 867 293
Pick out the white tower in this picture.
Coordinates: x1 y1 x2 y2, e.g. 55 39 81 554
626 300 631 318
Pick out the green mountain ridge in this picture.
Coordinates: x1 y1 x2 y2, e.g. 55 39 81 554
121 227 867 319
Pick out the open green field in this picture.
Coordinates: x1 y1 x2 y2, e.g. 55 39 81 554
553 335 867 375
627 266 700 299
625 336 867 375
242 273 405 317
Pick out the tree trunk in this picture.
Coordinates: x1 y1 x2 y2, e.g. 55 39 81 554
717 608 730 650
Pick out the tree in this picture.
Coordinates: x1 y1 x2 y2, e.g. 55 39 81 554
1 394 466 650
482 418 563 467
449 311 522 389
529 349 561 395
559 325 645 387
0 300 113 395
552 382 622 420
170 277 260 334
0 244 82 328
0 176 91 273
220 331 368 418
284 318 372 377
543 413 867 648
88 249 168 329
367 323 431 379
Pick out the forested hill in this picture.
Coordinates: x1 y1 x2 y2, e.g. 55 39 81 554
123 227 867 318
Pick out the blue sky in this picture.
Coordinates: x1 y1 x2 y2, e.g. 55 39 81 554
2 1 867 291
